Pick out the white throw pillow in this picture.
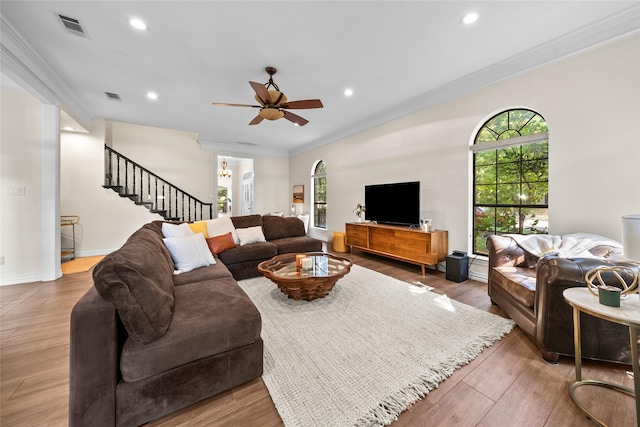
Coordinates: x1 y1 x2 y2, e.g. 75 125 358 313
161 222 194 238
205 216 239 244
236 226 266 246
163 233 215 273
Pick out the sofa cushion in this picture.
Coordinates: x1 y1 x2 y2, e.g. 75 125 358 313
172 259 233 286
230 214 263 230
93 227 175 345
262 215 305 241
119 277 261 382
492 266 537 309
217 242 277 265
271 236 323 254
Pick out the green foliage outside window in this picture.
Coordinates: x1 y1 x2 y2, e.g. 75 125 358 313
474 109 549 255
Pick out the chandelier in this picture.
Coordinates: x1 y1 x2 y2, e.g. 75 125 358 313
219 158 231 178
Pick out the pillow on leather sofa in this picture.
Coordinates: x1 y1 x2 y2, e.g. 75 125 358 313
93 228 175 344
262 215 305 241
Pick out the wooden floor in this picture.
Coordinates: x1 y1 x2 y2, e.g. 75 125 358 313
1 249 636 426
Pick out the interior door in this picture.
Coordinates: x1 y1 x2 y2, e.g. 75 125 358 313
241 171 254 215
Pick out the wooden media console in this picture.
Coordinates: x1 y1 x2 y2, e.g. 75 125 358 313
345 222 448 275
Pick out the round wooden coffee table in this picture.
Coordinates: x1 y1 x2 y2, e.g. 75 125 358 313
257 252 353 301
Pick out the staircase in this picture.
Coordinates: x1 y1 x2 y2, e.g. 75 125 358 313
103 145 213 222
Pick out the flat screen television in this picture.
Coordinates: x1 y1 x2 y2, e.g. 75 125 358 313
364 181 420 227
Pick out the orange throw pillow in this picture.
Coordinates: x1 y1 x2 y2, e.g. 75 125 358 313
206 232 236 254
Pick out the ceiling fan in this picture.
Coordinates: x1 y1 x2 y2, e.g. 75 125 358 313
212 67 323 126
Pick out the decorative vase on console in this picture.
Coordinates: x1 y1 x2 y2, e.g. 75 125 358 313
354 204 366 223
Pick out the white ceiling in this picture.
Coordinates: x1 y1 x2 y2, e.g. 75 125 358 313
2 1 639 156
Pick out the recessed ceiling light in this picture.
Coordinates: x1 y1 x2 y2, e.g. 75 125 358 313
130 18 147 30
344 88 354 97
461 12 479 25
147 92 158 100
62 126 75 132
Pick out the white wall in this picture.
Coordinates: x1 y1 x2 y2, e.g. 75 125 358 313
290 34 640 279
61 119 163 257
0 86 44 284
110 121 215 203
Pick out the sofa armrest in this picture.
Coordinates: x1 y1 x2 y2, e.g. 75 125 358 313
534 256 640 360
69 286 121 427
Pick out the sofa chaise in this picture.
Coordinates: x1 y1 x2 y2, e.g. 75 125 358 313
69 214 322 426
487 233 640 363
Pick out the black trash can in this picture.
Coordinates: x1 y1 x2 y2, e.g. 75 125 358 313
446 251 469 283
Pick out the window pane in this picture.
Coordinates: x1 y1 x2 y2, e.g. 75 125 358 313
497 207 519 233
521 182 548 205
475 150 496 165
314 204 326 228
497 162 519 184
497 184 520 204
522 208 549 234
522 141 548 160
520 114 548 135
508 109 535 132
475 164 496 184
522 159 548 182
475 185 496 205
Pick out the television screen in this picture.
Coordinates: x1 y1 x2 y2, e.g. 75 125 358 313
364 181 420 227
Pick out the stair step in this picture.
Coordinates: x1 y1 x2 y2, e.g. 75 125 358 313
136 202 154 208
103 185 123 193
123 194 139 202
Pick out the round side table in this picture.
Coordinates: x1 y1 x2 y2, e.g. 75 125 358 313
563 287 640 426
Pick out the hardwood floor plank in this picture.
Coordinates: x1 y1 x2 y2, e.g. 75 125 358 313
401 381 494 427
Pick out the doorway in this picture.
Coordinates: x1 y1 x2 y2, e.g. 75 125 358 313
216 155 254 217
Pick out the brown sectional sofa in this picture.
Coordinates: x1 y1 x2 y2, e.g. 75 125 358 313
70 215 322 426
487 233 640 363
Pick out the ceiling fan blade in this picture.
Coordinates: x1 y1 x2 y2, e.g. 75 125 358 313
283 110 309 126
249 115 264 125
212 102 261 108
280 99 323 109
249 81 272 105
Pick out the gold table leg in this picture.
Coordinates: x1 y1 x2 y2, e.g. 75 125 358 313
568 306 636 426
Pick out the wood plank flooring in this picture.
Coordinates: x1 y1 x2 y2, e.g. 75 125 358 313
1 249 636 426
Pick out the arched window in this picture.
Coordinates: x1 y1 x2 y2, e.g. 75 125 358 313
472 109 549 255
311 160 327 229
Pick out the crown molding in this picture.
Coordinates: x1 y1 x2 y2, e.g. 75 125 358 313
291 4 640 157
1 14 94 130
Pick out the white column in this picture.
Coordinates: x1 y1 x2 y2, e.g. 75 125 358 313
41 103 61 281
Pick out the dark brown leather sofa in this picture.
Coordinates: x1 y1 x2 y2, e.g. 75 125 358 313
487 234 640 363
70 215 322 426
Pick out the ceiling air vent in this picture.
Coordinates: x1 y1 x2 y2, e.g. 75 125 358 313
104 92 122 101
57 14 89 38
236 141 258 146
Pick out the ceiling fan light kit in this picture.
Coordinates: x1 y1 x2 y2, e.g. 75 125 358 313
213 67 323 126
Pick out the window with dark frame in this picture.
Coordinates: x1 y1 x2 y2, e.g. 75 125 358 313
312 160 327 229
472 109 549 255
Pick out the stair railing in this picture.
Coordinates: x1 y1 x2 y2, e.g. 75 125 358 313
104 145 213 222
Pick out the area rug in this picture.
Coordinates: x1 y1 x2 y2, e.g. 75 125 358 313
238 265 515 427
61 255 104 275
